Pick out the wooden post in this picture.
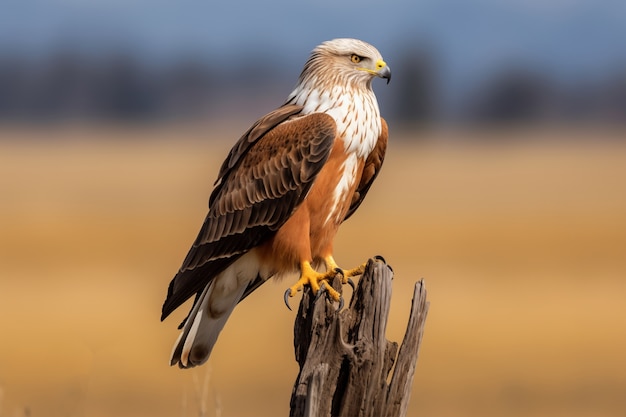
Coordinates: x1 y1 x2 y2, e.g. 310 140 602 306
289 258 429 417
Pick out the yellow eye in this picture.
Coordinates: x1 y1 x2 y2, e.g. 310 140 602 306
350 54 362 64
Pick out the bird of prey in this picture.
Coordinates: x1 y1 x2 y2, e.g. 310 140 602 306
161 38 391 368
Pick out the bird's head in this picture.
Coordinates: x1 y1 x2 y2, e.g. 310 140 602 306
301 38 391 89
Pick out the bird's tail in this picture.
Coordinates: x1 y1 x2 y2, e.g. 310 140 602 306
169 260 257 368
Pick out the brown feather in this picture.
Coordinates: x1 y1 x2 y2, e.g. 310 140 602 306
212 104 303 188
161 110 337 320
343 117 388 222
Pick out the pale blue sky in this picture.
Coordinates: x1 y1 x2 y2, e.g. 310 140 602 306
1 0 625 98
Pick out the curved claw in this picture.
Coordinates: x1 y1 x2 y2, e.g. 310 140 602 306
347 277 356 291
284 289 293 311
316 282 327 302
333 267 344 277
315 282 344 311
374 255 386 264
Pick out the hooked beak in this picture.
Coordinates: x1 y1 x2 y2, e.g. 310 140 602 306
377 65 391 84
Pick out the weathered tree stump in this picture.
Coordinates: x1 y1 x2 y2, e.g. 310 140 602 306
289 257 429 417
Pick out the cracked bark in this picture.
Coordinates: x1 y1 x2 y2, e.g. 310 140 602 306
289 258 429 417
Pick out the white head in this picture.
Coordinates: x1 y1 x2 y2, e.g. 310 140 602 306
298 38 391 90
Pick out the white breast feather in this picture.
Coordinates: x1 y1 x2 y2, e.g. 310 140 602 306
288 79 382 225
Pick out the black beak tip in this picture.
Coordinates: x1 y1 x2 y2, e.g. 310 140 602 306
379 66 391 84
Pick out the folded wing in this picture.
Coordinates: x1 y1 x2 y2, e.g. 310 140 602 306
161 107 337 321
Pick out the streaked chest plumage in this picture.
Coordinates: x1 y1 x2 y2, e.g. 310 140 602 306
287 78 382 225
288 79 381 157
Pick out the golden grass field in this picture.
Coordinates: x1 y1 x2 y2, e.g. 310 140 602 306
1 125 625 417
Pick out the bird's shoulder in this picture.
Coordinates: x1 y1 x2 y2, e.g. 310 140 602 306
208 106 338 212
214 105 337 182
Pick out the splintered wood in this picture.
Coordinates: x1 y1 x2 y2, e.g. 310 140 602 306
289 258 429 417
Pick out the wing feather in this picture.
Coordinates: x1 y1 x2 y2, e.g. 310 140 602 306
161 109 337 320
343 117 388 222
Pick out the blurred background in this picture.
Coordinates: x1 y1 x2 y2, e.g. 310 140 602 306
1 1 625 416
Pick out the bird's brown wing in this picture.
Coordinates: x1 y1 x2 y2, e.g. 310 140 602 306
343 117 388 222
161 108 337 321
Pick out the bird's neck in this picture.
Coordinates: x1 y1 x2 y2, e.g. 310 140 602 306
286 79 381 158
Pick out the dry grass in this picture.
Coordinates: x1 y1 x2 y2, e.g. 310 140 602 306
1 125 625 417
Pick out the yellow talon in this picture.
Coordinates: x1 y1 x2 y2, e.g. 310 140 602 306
287 261 338 298
324 256 366 282
283 258 369 310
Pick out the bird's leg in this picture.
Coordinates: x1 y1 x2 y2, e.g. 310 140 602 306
284 261 343 310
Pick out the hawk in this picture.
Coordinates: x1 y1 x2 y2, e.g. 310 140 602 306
162 38 391 368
